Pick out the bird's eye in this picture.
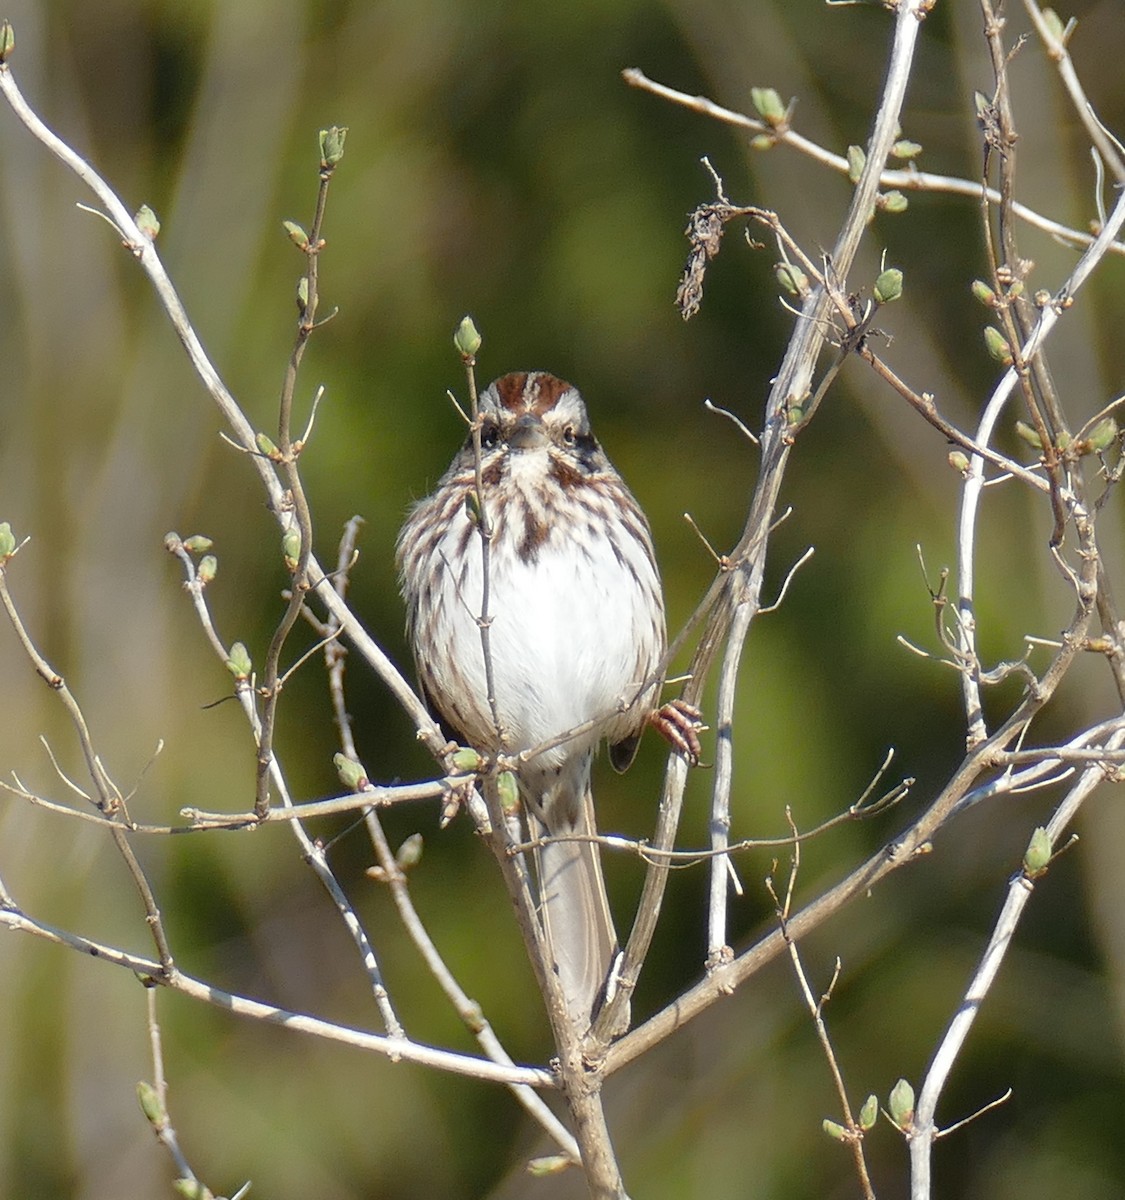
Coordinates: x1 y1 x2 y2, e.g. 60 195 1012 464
480 421 500 448
562 425 577 446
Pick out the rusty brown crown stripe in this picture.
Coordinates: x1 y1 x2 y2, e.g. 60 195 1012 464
492 371 574 416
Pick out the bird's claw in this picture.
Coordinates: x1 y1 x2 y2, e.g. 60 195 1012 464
649 699 704 765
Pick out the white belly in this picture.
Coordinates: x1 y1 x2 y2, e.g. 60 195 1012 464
416 483 663 760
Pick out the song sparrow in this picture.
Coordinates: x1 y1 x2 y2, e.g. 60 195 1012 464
397 371 697 1031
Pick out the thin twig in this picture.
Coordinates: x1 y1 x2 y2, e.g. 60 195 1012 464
141 987 199 1184
0 60 444 757
592 0 936 1053
0 567 175 974
608 536 1101 1076
0 904 553 1087
255 147 337 819
1021 0 1125 182
767 813 876 1200
317 519 580 1161
622 67 1125 256
166 535 405 1038
908 729 1122 1197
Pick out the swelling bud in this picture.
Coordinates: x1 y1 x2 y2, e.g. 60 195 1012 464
1024 826 1052 877
750 86 786 126
319 125 348 167
888 1078 915 1130
454 315 482 358
873 267 903 305
334 752 369 792
225 642 252 680
496 770 519 814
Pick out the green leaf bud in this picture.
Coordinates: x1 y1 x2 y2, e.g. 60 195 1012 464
528 1155 572 1177
846 144 866 183
750 86 786 126
971 279 996 306
136 1080 165 1125
859 1094 879 1130
172 1181 214 1200
889 1078 915 1129
775 262 808 297
454 315 482 358
891 138 923 160
496 770 520 814
395 833 424 869
1015 421 1043 449
1086 416 1118 454
283 220 310 249
296 275 309 311
873 267 903 305
1024 826 1052 876
256 432 279 458
182 535 213 555
282 526 301 571
984 326 1014 365
133 205 160 241
879 190 909 214
822 1119 848 1142
948 450 971 474
450 747 483 774
0 20 15 63
333 752 369 792
319 125 348 168
0 522 15 561
225 641 252 681
1041 8 1067 44
749 133 774 151
197 554 218 586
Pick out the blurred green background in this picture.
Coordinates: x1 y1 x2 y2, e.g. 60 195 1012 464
2 1 1125 1197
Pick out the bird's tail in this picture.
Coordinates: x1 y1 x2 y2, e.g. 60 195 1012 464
534 779 624 1035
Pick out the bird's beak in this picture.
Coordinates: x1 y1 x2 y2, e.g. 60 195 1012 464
507 412 548 451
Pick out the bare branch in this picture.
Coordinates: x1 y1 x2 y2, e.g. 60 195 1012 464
0 904 554 1088
623 67 1125 256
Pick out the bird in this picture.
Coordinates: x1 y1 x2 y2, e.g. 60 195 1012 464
397 371 699 1031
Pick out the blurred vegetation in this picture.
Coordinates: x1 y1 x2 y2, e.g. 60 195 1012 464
2 1 1125 1197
